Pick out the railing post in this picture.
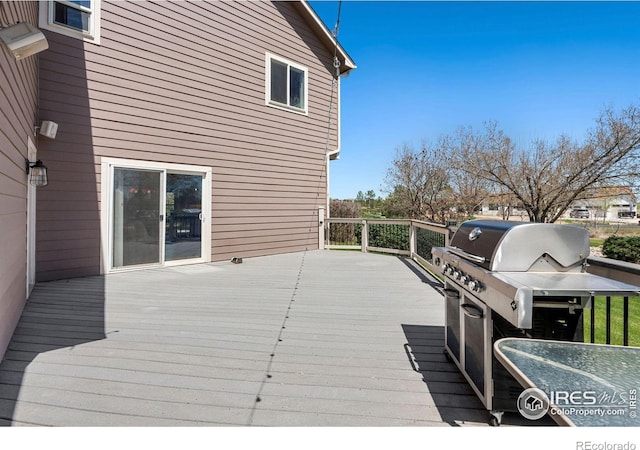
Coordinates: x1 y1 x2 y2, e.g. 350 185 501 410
590 296 595 344
623 296 629 346
318 207 325 250
409 220 416 259
605 296 611 345
361 219 368 253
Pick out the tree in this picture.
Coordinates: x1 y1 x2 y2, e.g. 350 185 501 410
329 199 362 246
365 190 376 208
355 189 379 208
438 127 491 219
383 143 451 222
448 104 640 222
330 199 361 218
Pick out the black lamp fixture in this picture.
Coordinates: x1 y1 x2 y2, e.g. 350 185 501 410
25 159 48 187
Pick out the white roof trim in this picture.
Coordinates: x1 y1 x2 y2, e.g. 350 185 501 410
297 0 357 74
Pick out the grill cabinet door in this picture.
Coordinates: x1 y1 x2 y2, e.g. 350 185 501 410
444 286 461 363
462 294 490 404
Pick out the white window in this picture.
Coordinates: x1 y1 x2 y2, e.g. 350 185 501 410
39 0 101 44
265 53 308 114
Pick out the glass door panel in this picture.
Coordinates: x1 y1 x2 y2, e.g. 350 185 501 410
165 173 203 261
112 168 162 268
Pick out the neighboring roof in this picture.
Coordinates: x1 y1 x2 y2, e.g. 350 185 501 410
581 186 637 202
294 1 357 75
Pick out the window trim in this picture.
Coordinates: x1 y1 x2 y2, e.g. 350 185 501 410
265 52 309 115
39 0 101 44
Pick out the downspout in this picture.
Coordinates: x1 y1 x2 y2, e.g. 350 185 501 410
326 73 343 217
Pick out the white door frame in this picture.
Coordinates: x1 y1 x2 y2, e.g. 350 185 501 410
26 137 38 297
100 157 212 274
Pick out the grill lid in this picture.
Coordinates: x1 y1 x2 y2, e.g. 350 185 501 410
449 220 590 272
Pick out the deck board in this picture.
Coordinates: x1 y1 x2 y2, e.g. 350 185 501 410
0 250 529 426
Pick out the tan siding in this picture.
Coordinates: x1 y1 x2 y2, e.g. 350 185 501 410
0 0 39 359
38 59 332 143
32 28 98 281
35 258 100 281
35 1 339 280
0 214 27 293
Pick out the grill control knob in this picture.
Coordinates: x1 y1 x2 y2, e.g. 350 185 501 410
468 280 483 292
460 275 469 285
453 270 462 280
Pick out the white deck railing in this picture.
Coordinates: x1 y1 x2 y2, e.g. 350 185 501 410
323 218 451 273
324 217 640 346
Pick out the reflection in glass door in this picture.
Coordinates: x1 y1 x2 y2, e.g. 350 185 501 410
112 168 162 268
165 173 203 261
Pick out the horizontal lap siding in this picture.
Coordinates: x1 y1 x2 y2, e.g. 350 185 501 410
0 2 38 358
35 1 338 280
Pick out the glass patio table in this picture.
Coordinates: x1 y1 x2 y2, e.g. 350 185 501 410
494 338 640 426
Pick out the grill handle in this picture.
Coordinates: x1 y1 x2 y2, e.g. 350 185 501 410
461 303 484 319
448 247 487 264
443 288 460 299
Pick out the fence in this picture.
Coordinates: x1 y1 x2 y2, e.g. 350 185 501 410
324 218 450 273
324 217 639 347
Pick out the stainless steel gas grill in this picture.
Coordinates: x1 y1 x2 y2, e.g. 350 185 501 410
431 220 640 425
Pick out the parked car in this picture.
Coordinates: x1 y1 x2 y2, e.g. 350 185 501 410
569 208 590 219
618 211 636 218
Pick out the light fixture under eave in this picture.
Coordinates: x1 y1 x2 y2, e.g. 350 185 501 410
25 159 48 187
0 22 49 60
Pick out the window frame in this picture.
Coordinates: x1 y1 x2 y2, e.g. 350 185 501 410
39 0 101 44
265 52 309 115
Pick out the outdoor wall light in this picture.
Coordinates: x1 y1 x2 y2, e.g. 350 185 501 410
0 22 48 60
25 159 48 187
38 120 58 139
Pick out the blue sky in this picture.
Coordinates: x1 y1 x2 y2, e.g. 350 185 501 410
308 1 640 200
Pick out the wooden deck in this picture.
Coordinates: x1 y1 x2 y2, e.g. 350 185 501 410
0 251 534 426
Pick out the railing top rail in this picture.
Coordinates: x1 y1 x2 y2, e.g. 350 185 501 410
410 219 449 230
326 217 412 226
362 219 411 226
326 217 447 228
325 217 363 223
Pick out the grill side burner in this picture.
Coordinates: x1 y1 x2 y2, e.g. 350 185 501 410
432 219 640 425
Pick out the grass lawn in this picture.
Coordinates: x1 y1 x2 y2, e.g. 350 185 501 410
583 296 640 346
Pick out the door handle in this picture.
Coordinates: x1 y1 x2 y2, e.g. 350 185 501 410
461 303 484 319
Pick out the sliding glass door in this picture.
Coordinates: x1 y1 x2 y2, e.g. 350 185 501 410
105 159 211 272
165 173 203 261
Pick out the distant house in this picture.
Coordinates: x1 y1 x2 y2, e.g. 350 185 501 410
567 186 637 220
477 193 527 219
477 187 638 221
0 1 355 359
